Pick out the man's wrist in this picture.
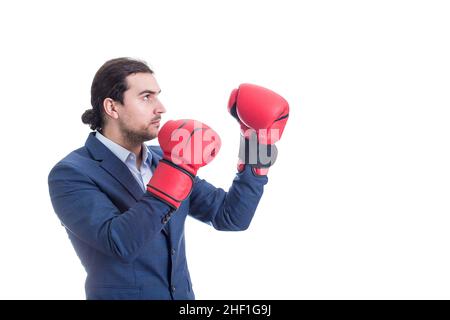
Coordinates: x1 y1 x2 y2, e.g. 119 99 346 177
238 133 278 168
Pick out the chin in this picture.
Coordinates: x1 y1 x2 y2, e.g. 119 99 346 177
147 129 159 140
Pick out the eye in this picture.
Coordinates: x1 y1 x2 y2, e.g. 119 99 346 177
143 94 151 101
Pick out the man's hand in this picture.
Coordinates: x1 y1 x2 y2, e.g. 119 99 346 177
147 119 221 209
228 83 289 175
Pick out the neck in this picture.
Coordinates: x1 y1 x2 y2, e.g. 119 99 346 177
100 127 143 160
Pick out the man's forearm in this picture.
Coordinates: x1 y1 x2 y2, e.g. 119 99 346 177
211 165 268 231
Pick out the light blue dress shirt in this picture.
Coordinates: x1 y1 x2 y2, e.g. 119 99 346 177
95 131 153 192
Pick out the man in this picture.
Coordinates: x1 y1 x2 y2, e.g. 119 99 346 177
48 57 289 300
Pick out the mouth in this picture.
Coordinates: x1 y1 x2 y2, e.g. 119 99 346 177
150 120 160 127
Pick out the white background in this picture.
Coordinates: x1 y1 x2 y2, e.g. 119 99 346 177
0 0 449 299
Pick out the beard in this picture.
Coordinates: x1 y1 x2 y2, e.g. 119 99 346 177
119 120 158 146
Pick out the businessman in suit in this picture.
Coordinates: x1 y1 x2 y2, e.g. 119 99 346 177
48 57 289 299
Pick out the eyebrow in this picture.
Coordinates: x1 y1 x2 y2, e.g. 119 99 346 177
139 89 162 95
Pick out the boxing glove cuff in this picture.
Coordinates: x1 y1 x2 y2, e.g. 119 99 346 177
146 159 195 210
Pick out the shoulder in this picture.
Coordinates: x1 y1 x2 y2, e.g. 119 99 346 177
48 146 97 182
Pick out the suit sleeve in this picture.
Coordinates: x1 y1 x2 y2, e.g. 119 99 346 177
48 162 172 264
188 165 268 231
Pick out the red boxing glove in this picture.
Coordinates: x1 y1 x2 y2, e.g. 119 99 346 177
228 83 289 175
147 119 221 209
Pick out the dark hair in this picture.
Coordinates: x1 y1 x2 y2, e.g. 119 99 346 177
81 57 153 131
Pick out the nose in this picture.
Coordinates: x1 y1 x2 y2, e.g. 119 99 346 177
155 98 166 114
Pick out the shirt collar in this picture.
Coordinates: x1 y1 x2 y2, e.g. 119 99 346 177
95 131 151 166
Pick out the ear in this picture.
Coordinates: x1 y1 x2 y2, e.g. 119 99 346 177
103 98 120 120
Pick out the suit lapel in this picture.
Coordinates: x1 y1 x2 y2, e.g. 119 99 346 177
85 133 171 236
85 132 143 201
100 159 144 201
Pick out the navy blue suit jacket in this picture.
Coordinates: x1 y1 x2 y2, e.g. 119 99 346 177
48 132 268 300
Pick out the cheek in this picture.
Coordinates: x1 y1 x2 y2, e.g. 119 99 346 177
119 106 138 128
123 100 153 125
136 104 154 126
142 104 158 121
125 101 145 119
122 109 135 123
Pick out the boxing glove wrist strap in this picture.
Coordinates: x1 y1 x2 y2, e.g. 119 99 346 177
146 159 195 209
